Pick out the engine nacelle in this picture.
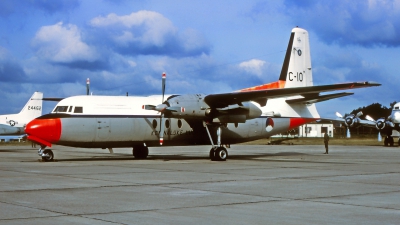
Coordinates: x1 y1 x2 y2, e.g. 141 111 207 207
164 94 262 123
344 114 361 128
375 118 386 130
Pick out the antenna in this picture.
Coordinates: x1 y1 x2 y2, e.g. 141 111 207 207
86 78 90 95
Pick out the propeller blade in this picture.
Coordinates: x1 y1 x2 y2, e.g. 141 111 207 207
166 106 184 112
378 131 382 142
142 105 156 110
365 115 375 122
336 112 343 118
356 111 363 117
346 127 351 138
159 114 165 145
162 72 166 103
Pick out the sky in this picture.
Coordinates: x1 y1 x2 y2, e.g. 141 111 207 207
0 0 399 118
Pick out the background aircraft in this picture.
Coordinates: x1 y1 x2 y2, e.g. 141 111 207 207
0 92 43 138
24 27 380 162
366 102 400 146
335 111 376 138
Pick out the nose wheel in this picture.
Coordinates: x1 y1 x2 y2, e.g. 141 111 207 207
38 147 54 162
132 145 149 159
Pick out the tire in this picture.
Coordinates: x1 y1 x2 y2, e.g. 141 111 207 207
214 147 228 161
42 149 54 162
209 148 215 160
133 146 148 159
390 137 394 146
384 137 389 147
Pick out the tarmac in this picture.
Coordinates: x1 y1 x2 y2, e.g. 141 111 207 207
0 144 399 224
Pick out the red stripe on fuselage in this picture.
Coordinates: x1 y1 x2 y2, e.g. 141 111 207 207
289 118 318 130
25 118 62 147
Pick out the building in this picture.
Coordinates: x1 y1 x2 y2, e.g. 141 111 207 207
298 123 334 138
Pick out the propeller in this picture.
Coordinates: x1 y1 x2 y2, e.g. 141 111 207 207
141 72 184 145
159 72 166 145
336 111 363 138
365 115 394 142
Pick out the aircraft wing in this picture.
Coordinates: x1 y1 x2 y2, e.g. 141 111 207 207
317 117 377 127
204 81 380 108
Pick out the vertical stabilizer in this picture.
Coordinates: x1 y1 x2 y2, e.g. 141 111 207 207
279 27 313 88
18 92 43 122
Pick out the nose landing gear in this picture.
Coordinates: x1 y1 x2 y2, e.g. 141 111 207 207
38 146 54 162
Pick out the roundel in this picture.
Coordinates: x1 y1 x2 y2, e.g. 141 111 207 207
265 117 274 132
297 49 302 56
9 120 16 126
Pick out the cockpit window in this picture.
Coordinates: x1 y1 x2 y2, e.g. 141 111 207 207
53 106 68 113
395 106 399 110
68 106 73 112
74 107 83 113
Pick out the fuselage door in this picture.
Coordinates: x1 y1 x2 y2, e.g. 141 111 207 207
96 118 110 140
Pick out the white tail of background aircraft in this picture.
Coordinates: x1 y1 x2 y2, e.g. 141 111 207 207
0 92 43 135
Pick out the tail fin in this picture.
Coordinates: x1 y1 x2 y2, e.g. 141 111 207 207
239 27 313 92
279 27 313 88
18 92 43 121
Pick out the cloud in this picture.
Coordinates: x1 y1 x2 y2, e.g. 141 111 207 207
239 59 266 76
32 22 100 66
89 10 211 57
0 47 27 82
282 0 400 47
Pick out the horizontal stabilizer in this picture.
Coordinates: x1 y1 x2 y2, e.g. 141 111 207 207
285 92 354 104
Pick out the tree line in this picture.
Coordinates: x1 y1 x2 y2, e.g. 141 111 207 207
350 101 397 120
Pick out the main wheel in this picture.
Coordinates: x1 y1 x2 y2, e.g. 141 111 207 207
389 136 394 146
214 147 228 161
209 148 215 160
384 137 389 146
42 149 54 162
132 145 149 159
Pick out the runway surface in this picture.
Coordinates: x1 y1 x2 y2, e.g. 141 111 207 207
0 144 399 224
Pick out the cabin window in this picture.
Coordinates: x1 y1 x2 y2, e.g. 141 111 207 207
53 106 68 113
152 119 157 129
177 119 182 128
165 119 170 129
74 107 83 113
395 106 399 110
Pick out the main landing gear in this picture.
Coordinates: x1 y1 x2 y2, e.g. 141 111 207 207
132 144 149 159
205 123 228 161
384 135 394 147
38 146 54 162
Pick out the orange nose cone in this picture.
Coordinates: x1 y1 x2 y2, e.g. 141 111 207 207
25 118 62 147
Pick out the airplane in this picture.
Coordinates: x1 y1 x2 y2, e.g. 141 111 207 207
24 27 380 162
366 102 400 146
0 92 43 136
